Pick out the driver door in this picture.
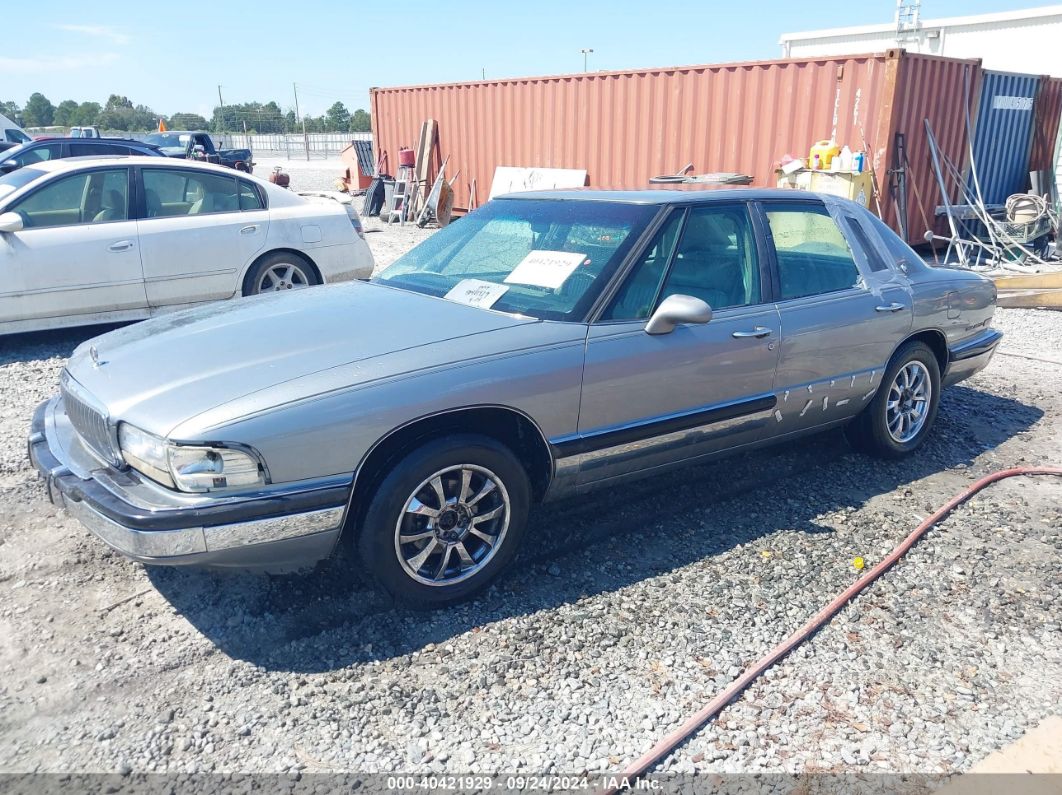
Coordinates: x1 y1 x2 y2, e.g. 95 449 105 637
565 204 781 486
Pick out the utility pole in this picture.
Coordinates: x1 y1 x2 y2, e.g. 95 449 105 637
580 48 594 72
217 85 224 133
292 83 301 125
481 67 486 80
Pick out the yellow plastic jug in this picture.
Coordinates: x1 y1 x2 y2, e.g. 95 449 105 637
809 140 841 169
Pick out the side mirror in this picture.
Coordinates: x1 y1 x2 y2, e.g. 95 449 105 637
645 294 712 335
0 212 24 233
0 160 17 174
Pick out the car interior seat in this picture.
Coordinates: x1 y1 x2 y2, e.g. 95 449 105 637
92 190 125 223
144 188 162 218
667 213 748 309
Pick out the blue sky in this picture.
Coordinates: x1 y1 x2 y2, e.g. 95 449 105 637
1 0 1046 119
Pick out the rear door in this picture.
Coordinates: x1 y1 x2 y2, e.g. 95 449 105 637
758 199 912 432
136 166 266 305
0 166 147 323
568 203 781 486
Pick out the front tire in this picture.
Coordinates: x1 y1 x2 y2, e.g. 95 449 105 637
356 435 531 608
846 340 941 458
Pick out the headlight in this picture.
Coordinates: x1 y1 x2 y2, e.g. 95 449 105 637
118 423 266 493
118 424 174 488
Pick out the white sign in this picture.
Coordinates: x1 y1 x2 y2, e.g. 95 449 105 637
488 166 588 200
992 95 1033 111
504 250 587 290
444 279 509 309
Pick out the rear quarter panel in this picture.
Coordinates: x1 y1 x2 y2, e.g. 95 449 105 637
909 265 997 347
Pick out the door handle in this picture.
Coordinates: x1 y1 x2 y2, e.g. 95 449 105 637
240 225 258 234
875 302 905 313
108 240 134 252
732 326 772 339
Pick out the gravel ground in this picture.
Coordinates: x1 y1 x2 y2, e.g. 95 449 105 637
0 231 1059 782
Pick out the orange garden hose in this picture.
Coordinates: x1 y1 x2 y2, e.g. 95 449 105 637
605 466 1062 791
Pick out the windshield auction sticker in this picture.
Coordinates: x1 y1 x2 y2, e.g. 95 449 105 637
504 250 587 290
444 279 510 309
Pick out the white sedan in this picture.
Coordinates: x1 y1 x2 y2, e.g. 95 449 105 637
0 156 374 335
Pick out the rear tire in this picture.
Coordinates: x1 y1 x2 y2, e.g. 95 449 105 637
845 341 941 458
355 434 531 608
242 252 319 296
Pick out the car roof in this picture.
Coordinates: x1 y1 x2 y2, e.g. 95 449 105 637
494 187 837 204
30 156 236 175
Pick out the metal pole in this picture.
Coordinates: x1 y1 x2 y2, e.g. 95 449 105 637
581 48 593 72
217 85 224 132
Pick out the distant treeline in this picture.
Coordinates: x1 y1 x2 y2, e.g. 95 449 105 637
2 94 370 134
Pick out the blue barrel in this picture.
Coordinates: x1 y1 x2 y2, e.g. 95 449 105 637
969 71 1041 206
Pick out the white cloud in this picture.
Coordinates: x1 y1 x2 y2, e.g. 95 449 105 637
55 24 130 45
0 52 121 73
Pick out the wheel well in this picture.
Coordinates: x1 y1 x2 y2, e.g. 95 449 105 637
900 329 949 374
345 407 554 537
241 248 322 294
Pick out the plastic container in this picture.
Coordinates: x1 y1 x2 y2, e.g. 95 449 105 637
398 148 415 168
839 145 853 171
809 140 841 170
852 152 865 173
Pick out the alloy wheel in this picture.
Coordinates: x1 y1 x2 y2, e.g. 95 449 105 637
394 464 510 586
886 361 932 444
256 262 311 292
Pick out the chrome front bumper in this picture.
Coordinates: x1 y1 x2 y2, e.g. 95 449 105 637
28 397 349 568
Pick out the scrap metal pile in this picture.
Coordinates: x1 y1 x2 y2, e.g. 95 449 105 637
923 99 1060 274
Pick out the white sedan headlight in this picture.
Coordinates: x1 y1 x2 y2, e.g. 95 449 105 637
118 423 265 493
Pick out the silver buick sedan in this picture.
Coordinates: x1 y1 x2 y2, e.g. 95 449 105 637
29 189 1001 606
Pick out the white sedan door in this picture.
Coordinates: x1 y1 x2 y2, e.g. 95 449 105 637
0 166 147 324
136 166 268 306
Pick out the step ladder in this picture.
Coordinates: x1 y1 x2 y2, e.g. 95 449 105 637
385 165 416 224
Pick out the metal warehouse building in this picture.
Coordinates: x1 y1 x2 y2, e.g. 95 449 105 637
371 49 1061 245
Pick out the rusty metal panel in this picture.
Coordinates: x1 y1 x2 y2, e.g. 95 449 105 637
1029 77 1062 173
371 50 986 243
879 51 982 242
372 55 892 213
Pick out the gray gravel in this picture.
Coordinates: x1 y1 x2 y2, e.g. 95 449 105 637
1 238 1059 780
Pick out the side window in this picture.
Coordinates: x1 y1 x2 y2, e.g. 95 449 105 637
11 168 128 228
143 169 239 217
602 211 683 321
13 143 62 168
661 205 761 310
238 180 264 210
845 217 889 272
70 143 127 157
765 205 861 300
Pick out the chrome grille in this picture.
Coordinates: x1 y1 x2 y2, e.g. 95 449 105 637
60 375 119 466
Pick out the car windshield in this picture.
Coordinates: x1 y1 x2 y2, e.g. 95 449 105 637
142 132 189 152
373 198 656 321
0 166 45 200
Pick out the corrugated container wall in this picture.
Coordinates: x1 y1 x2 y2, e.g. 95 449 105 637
968 71 1041 205
878 53 980 240
1028 77 1062 202
371 50 979 243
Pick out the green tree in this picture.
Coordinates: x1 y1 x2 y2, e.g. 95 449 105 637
53 100 79 127
22 93 55 127
351 108 370 133
325 101 351 131
104 94 133 111
1 100 23 125
169 112 209 130
73 102 101 126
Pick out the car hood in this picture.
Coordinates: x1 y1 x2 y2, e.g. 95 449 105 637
65 282 541 438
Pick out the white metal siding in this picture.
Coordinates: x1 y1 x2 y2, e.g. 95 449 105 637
783 11 1062 76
